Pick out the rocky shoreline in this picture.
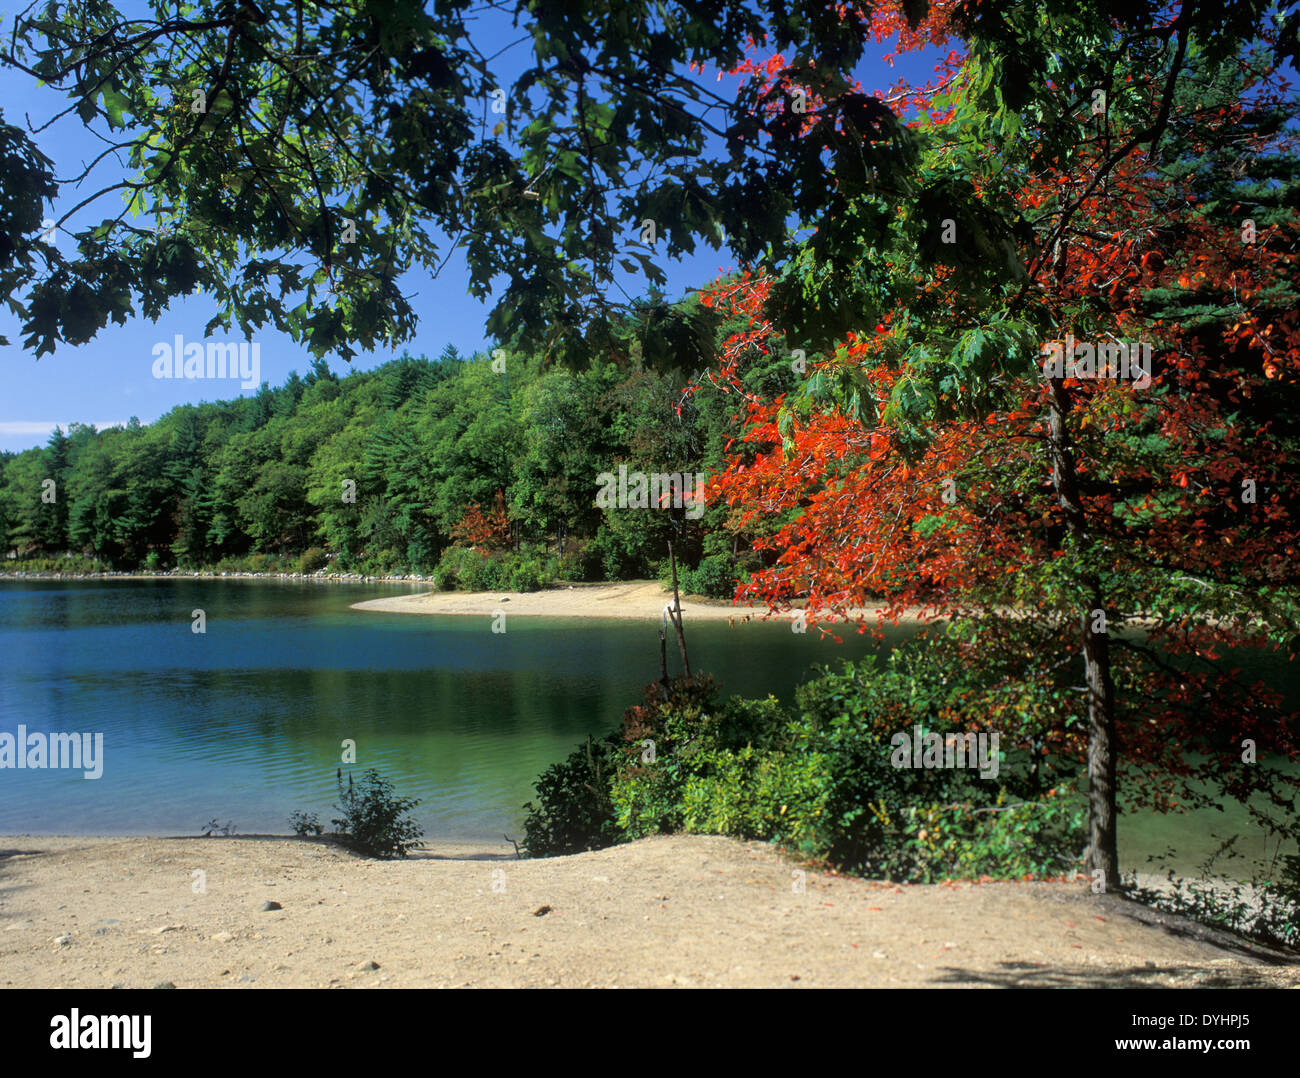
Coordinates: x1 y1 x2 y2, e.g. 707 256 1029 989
0 568 433 584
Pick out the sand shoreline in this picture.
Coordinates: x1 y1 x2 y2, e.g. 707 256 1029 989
3 572 925 623
1 833 1294 989
349 580 927 624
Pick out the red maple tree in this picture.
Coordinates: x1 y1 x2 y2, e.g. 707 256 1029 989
448 490 512 553
692 3 1300 888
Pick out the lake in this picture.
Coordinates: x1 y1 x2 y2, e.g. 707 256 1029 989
0 578 886 844
0 578 1292 877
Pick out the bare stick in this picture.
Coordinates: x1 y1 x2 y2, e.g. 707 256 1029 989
667 541 691 678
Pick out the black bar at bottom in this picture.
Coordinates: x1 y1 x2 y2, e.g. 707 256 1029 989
0 986 1294 1065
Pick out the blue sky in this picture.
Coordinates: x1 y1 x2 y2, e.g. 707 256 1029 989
0 5 940 452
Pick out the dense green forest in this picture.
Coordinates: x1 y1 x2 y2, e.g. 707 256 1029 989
0 320 797 594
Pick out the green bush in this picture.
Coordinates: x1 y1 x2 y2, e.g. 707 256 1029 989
359 548 402 575
1 554 112 573
436 546 507 591
608 683 844 860
556 540 601 582
675 745 834 853
433 546 467 589
331 769 425 859
522 733 624 856
435 546 562 592
524 625 1089 882
296 546 329 574
460 552 503 591
289 810 323 836
505 554 553 592
587 522 656 580
611 679 770 839
661 553 739 599
687 554 740 598
774 635 1087 881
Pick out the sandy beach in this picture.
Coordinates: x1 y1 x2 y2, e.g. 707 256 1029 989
0 833 1295 989
350 580 929 625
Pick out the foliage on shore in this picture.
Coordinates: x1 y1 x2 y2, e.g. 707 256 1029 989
525 630 1093 883
329 769 425 860
0 343 788 595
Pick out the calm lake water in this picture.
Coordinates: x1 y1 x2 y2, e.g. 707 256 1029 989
0 578 886 843
0 578 1292 876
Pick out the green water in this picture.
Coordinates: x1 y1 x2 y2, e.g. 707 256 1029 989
0 578 885 844
0 578 1291 876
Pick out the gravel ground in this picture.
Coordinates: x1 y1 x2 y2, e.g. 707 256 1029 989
1 833 1295 989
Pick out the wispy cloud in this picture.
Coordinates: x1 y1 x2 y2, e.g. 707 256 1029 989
0 420 126 436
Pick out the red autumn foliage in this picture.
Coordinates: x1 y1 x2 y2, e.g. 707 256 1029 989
448 490 511 553
691 8 1300 819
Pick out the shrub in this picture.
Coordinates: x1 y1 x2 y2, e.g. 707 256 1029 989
675 744 834 853
608 684 839 857
525 625 1088 882
296 546 329 574
609 675 727 838
289 810 323 836
433 547 465 589
522 733 623 856
458 551 502 591
437 545 508 591
436 547 559 592
331 769 424 859
360 548 402 575
684 554 740 598
587 522 656 580
1 554 111 573
557 540 600 582
505 554 553 592
662 553 739 599
778 635 1087 881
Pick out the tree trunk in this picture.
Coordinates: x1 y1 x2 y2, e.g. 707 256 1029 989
1082 585 1119 892
1046 377 1121 892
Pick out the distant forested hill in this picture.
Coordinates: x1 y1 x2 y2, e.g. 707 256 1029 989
0 338 797 595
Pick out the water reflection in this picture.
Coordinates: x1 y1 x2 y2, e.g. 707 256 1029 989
0 579 881 841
